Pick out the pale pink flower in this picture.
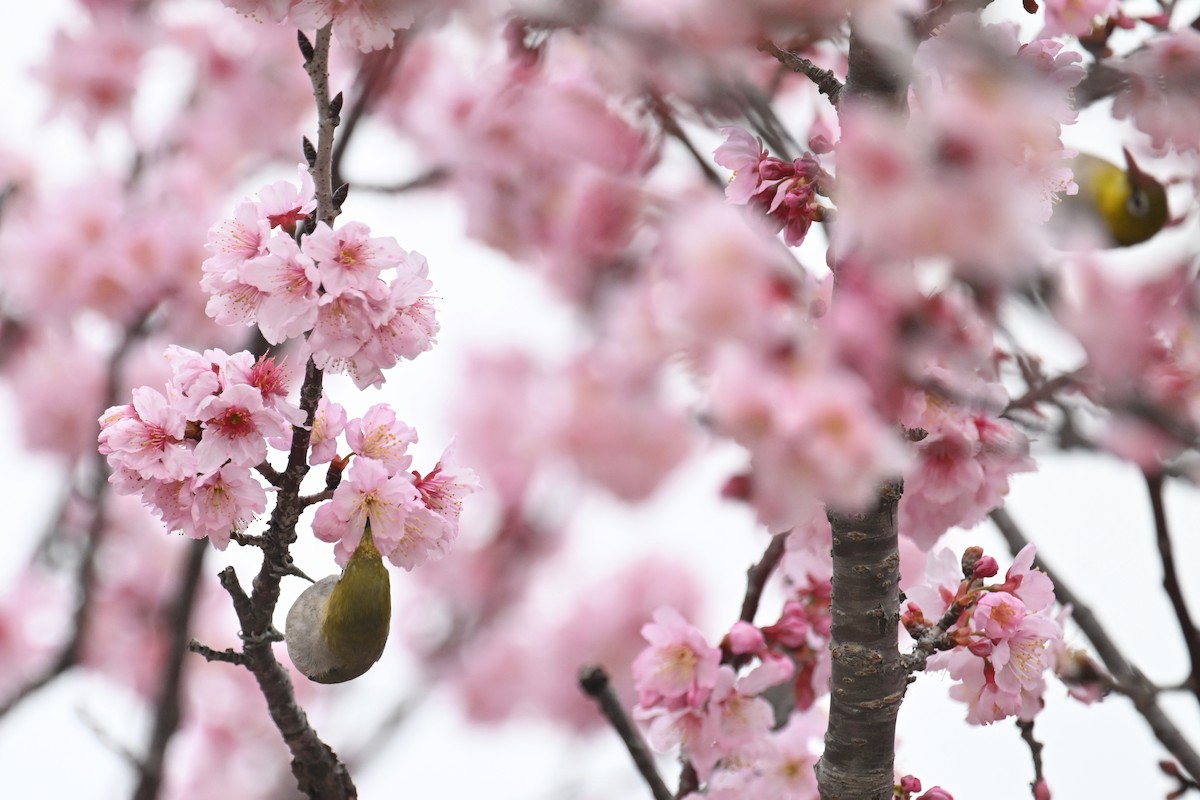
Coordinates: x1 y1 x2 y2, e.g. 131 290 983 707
308 286 386 367
700 665 776 775
653 197 812 362
194 384 289 475
33 11 149 136
713 126 828 247
900 384 1033 549
187 465 268 550
309 395 347 466
304 221 405 297
556 349 693 502
289 0 416 51
713 126 768 204
312 457 439 569
710 349 908 532
945 652 1027 724
240 236 321 344
346 404 417 474
14 331 106 458
988 612 1059 695
972 592 1027 641
752 709 825 798
202 199 271 285
1114 29 1200 154
99 387 193 481
1041 0 1116 43
258 164 316 234
412 442 481 546
632 607 721 706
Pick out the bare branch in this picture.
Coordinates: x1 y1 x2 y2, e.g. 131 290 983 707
991 507 1200 784
1143 471 1200 704
579 666 673 800
758 40 843 106
132 539 209 800
1016 719 1047 798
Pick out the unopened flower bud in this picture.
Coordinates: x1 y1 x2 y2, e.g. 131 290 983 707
972 555 999 579
961 546 985 578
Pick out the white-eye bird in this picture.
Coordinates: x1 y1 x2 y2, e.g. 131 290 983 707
285 521 391 684
1062 148 1169 248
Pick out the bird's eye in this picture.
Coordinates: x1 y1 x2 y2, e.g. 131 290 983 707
1127 188 1151 217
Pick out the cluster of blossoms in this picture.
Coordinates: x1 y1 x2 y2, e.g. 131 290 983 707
899 372 1035 549
202 167 437 390
99 167 477 568
221 0 423 52
309 400 479 569
903 544 1063 725
98 347 293 548
630 593 953 799
713 127 831 248
632 606 815 790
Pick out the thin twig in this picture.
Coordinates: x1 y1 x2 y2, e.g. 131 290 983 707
739 533 788 624
579 666 673 800
647 91 725 189
1016 719 1046 798
1143 471 1200 702
758 41 843 106
188 641 248 666
990 506 1200 783
132 538 209 800
331 39 405 190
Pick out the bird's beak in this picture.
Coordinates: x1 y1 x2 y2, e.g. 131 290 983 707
1122 146 1147 185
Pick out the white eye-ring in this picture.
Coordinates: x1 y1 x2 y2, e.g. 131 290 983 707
1127 188 1151 217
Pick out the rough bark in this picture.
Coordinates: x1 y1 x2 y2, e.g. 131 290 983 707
815 481 905 800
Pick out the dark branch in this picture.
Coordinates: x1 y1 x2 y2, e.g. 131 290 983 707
579 666 673 800
188 641 248 666
991 506 1200 784
132 539 209 800
758 41 843 106
1143 471 1200 703
1016 719 1046 798
647 91 725 189
739 532 788 624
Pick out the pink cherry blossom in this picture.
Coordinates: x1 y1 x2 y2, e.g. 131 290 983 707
1040 0 1117 40
303 221 405 297
99 387 193 481
632 607 721 706
311 457 441 570
194 383 289 476
187 465 269 550
240 236 321 344
972 592 1027 641
309 395 347 466
1113 29 1200 154
346 404 417 475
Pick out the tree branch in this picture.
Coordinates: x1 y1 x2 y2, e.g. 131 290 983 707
758 41 843 106
580 666 673 800
132 538 209 800
1143 471 1200 703
816 481 906 799
990 506 1200 784
1016 718 1046 799
739 532 788 624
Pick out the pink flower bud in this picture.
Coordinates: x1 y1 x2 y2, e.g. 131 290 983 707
972 555 999 579
1033 779 1051 800
918 788 954 800
968 638 994 657
727 621 766 655
899 775 923 792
